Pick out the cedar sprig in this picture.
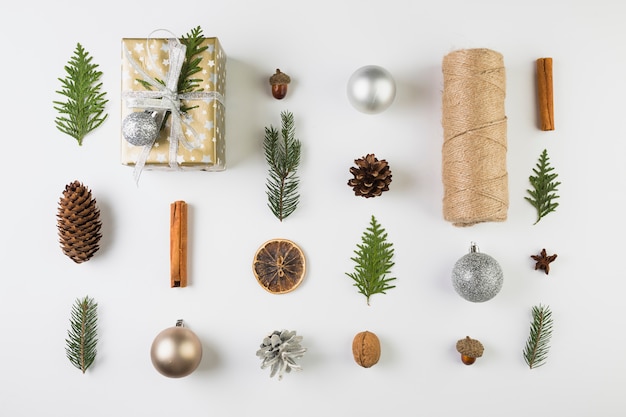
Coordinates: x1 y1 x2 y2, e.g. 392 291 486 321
53 43 108 146
65 296 98 373
525 149 561 225
264 110 301 221
346 215 396 305
523 304 553 369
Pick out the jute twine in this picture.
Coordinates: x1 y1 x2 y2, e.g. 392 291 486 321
441 48 508 227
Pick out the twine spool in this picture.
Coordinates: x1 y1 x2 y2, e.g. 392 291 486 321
441 48 508 227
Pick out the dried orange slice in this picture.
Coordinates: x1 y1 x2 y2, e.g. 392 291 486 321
253 239 306 294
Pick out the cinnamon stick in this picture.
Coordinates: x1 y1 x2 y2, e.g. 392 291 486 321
536 57 554 131
170 200 188 288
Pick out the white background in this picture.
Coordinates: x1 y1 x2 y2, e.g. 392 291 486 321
1 1 624 416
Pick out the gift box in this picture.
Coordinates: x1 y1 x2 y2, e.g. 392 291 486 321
121 34 226 174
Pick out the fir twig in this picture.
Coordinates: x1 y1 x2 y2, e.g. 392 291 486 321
523 304 553 369
65 296 98 373
53 43 108 146
264 110 301 221
525 149 561 225
346 215 396 305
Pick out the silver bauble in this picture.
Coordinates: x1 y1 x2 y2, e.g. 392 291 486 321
150 320 202 378
451 242 503 303
347 65 396 114
122 111 159 146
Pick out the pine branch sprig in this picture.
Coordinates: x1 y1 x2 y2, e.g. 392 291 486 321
346 215 396 305
525 149 561 225
264 111 301 221
523 304 553 369
53 43 108 146
65 296 98 374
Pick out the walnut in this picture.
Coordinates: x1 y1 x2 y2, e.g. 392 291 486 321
352 331 381 368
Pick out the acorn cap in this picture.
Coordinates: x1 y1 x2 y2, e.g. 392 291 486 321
456 336 484 358
270 69 291 85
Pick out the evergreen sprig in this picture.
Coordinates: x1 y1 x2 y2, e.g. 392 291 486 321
523 304 553 369
525 149 561 225
178 25 208 95
65 296 98 374
346 215 396 305
53 43 108 146
137 25 207 115
264 110 301 221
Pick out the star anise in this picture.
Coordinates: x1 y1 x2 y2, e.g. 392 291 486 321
531 249 557 275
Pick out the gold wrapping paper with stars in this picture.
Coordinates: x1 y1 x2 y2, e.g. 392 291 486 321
120 37 226 170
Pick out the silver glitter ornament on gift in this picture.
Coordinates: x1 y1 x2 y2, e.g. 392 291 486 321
122 111 160 146
451 242 503 302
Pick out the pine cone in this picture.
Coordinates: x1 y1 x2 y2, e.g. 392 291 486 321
57 181 102 264
348 154 392 198
256 329 306 380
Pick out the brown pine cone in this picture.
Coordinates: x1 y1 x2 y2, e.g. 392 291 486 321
57 181 102 264
347 154 392 198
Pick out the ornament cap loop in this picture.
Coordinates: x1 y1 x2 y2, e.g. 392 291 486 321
469 242 480 253
176 319 184 327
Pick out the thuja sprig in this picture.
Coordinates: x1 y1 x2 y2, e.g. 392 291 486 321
525 149 561 225
523 304 553 369
65 296 98 373
346 215 396 305
264 110 301 221
53 43 108 146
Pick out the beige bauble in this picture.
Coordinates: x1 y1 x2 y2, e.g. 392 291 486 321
150 320 202 378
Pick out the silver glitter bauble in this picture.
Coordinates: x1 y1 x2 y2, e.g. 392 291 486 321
347 65 396 114
150 320 202 378
452 242 503 303
122 111 159 146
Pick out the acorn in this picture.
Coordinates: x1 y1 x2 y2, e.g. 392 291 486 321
269 69 291 99
456 336 484 365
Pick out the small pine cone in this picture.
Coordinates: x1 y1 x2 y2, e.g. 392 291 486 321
57 181 102 264
348 154 392 198
256 329 306 380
